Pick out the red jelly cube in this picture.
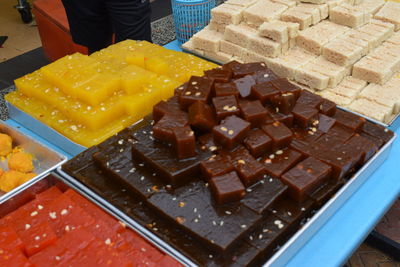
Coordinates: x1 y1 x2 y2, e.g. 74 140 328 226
212 95 240 120
281 157 332 202
262 121 293 150
251 82 280 104
213 115 251 150
172 126 196 160
152 113 189 143
179 76 213 109
0 226 24 251
210 171 246 204
18 221 58 256
231 147 266 186
239 100 268 127
200 154 235 180
244 129 272 158
0 248 32 267
204 68 232 83
292 103 319 129
263 149 303 178
35 187 63 206
214 82 240 98
188 101 217 132
271 78 301 98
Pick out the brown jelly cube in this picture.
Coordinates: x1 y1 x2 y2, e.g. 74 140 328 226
262 121 293 150
280 157 332 202
271 78 301 98
292 103 319 129
200 154 235 180
270 93 296 114
296 90 324 108
214 82 240 98
318 99 336 116
172 126 196 160
251 82 280 104
204 68 232 83
314 134 347 150
198 133 219 153
174 83 187 96
253 69 279 84
188 101 217 132
263 148 303 178
344 134 378 164
362 120 393 144
230 62 267 78
212 95 240 120
244 129 272 158
290 128 323 157
326 124 354 141
239 100 268 127
234 75 256 98
210 171 246 204
153 113 189 143
222 60 242 72
333 109 365 132
267 106 294 127
315 148 357 180
213 115 251 150
317 113 336 133
231 147 266 186
179 76 213 109
153 96 182 122
360 132 384 149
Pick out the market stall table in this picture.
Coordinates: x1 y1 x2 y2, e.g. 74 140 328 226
4 40 400 266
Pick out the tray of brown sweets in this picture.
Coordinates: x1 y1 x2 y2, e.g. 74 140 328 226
59 61 396 266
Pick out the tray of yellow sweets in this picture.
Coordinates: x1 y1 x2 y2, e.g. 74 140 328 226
5 40 217 155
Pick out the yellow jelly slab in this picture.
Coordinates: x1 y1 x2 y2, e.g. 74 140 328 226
120 65 157 95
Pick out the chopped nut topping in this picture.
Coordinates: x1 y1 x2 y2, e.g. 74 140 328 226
49 212 57 219
275 150 283 155
209 146 217 151
178 202 186 207
195 92 201 96
220 126 228 132
25 224 31 230
105 238 111 245
31 211 38 217
185 91 191 95
60 209 68 216
176 217 185 224
237 159 246 164
228 130 234 135
192 81 198 85
269 154 275 159
265 159 272 164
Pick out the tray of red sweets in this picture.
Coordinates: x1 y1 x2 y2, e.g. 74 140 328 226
59 61 396 266
0 172 182 266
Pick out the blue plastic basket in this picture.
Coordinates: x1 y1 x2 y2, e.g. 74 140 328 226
172 0 216 44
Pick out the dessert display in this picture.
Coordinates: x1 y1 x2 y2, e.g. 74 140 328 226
62 62 394 266
5 40 217 147
0 132 36 193
183 0 400 124
0 185 181 266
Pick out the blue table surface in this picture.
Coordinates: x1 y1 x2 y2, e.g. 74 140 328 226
5 39 400 266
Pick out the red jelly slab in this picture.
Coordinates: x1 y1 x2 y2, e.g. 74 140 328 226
230 147 266 186
318 99 336 116
271 78 301 98
234 75 256 98
0 226 24 251
213 115 251 150
214 82 240 98
188 101 217 132
212 95 240 120
280 157 332 202
0 248 32 267
263 149 303 178
200 154 235 180
244 129 272 158
118 230 164 262
239 100 268 127
35 187 63 206
262 121 293 150
251 82 280 104
152 113 189 143
173 126 197 160
179 76 213 109
19 221 57 256
157 255 182 267
333 109 365 132
210 171 246 204
204 68 232 83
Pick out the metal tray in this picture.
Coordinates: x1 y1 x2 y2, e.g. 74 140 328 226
56 124 396 266
6 97 87 156
0 172 188 266
0 121 67 202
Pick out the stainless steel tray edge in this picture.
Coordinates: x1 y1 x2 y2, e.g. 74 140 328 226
0 121 68 203
54 169 196 267
6 99 87 156
265 132 397 267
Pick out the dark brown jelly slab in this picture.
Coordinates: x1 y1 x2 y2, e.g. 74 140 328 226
343 134 378 165
292 103 319 129
200 154 235 180
198 133 220 153
212 95 240 120
241 177 287 215
221 60 242 72
210 171 246 204
147 180 261 252
132 125 212 185
360 132 384 149
173 126 197 160
214 82 240 98
188 101 217 132
253 69 279 84
213 115 251 150
362 120 394 144
315 148 356 180
234 75 257 98
271 79 301 98
230 62 267 78
333 109 365 132
317 113 336 133
266 106 294 127
244 129 272 158
251 82 280 104
179 76 213 109
326 124 354 142
204 68 232 83
280 157 332 202
230 147 266 186
296 90 324 108
270 93 296 114
263 149 303 178
152 113 189 143
174 83 188 96
314 133 348 150
239 99 268 127
262 122 293 150
269 197 314 225
310 180 344 207
318 99 336 116
153 96 182 122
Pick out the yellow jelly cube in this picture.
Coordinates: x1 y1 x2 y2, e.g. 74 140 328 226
126 54 146 68
120 65 157 95
145 57 169 75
